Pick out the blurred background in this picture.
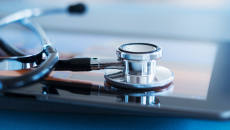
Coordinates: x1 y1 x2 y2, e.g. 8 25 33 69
1 0 230 42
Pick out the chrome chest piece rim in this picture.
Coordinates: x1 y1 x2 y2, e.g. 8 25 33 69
104 43 174 89
117 43 162 60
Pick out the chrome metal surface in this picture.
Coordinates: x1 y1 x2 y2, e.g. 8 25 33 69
124 74 155 84
90 58 99 70
123 60 156 83
0 58 38 71
104 81 173 107
90 58 123 70
104 66 174 89
117 43 162 61
118 95 161 107
104 81 174 96
119 44 157 53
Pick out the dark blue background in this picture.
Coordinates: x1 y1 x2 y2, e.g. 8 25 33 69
0 110 229 130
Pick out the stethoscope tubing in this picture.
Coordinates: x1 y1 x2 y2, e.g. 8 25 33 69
0 45 59 90
0 3 86 91
0 7 67 91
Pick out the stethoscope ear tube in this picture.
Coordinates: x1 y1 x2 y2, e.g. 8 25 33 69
0 45 59 91
0 8 61 91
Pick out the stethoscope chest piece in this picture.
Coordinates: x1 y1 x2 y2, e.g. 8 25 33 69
104 43 174 89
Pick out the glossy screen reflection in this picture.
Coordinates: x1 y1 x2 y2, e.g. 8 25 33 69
104 66 174 89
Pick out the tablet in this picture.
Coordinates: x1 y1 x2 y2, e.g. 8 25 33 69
0 35 229 120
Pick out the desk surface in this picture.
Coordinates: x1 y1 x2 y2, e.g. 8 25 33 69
0 109 229 130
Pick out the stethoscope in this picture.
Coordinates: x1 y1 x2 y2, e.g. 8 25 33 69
0 3 174 91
